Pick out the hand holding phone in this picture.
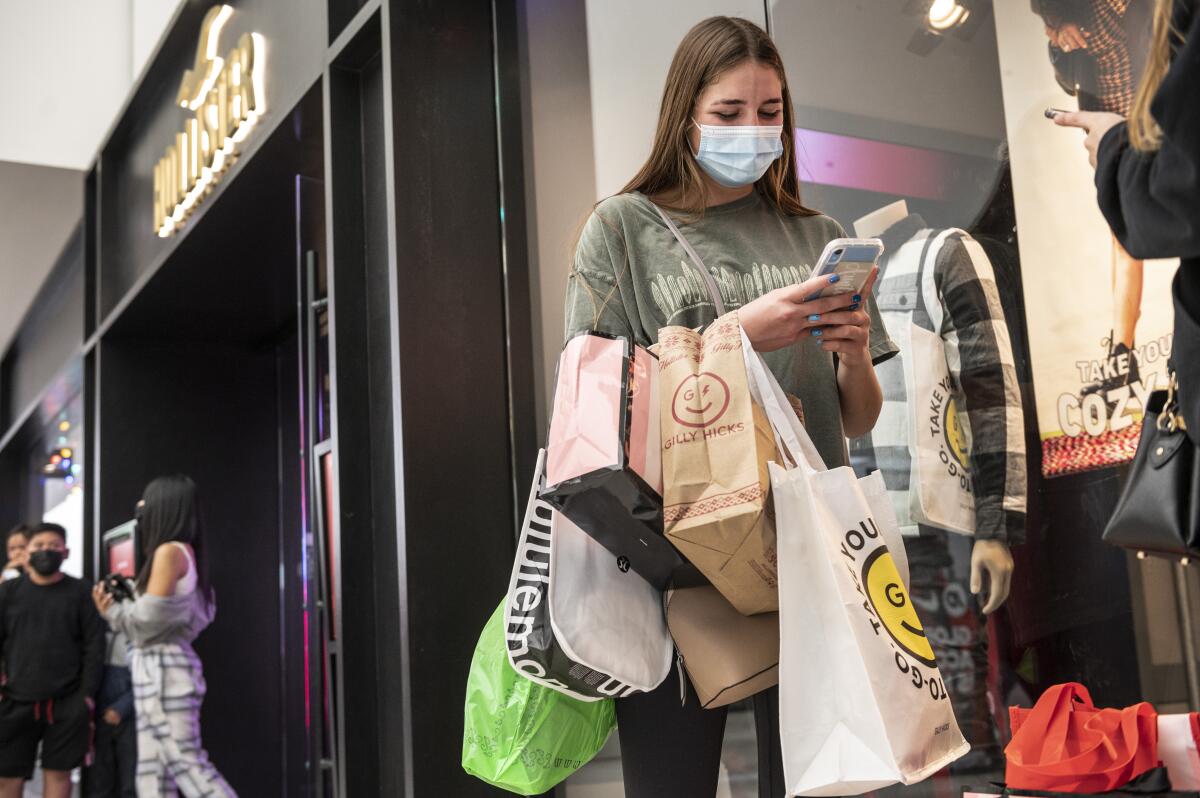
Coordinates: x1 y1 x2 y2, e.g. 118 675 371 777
805 238 884 301
740 261 880 354
104 573 135 602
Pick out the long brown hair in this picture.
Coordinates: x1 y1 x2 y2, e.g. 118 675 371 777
569 17 816 329
622 16 817 218
1129 0 1183 152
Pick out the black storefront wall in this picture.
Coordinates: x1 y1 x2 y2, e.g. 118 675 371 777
0 228 85 535
321 1 532 794
84 1 325 795
0 1 533 797
382 0 531 794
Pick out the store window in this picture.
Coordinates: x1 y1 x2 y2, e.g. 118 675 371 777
37 391 85 577
517 1 1189 795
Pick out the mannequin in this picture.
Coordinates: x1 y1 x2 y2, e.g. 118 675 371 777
850 199 1026 775
853 200 1016 613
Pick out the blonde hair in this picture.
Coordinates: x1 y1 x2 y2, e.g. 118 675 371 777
1129 0 1182 152
622 16 816 218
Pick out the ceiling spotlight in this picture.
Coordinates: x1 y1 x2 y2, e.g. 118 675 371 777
928 0 969 31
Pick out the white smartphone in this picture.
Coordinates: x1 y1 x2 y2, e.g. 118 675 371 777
805 238 884 301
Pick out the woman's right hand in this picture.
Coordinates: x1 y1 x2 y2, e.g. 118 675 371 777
739 270 870 352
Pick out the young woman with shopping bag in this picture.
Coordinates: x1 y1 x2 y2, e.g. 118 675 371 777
563 16 898 797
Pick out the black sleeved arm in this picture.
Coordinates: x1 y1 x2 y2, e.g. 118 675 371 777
0 582 8 678
1095 5 1200 261
80 583 106 698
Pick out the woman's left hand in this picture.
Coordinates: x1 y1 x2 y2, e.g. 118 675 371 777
812 266 878 367
92 582 114 615
1053 110 1125 168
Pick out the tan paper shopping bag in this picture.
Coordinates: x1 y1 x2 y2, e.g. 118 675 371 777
658 313 780 615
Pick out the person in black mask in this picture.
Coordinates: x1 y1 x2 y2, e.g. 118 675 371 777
0 522 105 798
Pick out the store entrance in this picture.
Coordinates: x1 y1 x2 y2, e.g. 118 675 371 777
93 85 324 796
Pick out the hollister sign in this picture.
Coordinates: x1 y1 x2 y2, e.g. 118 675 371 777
152 5 266 237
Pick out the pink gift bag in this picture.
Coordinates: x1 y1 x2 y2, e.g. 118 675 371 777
541 332 680 588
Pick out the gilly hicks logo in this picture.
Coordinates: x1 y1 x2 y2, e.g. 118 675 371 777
862 547 937 668
670 372 731 429
152 5 266 237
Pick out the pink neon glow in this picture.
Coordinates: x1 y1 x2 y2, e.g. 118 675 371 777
795 129 952 201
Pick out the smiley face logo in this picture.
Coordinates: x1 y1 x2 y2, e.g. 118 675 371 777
670 372 731 429
863 547 937 667
944 397 970 469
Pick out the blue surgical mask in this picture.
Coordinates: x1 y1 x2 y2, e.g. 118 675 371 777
692 120 785 188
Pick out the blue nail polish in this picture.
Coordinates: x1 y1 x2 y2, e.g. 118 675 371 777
811 329 823 337
852 294 862 303
848 303 860 311
808 314 821 322
828 274 841 284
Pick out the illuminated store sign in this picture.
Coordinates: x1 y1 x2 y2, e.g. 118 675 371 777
152 5 265 237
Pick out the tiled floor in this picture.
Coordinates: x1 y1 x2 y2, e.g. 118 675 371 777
565 706 759 797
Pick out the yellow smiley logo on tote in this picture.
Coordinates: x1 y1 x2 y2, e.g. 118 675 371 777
863 547 937 667
944 397 970 469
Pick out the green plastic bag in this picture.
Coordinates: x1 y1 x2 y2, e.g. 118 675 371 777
462 601 616 795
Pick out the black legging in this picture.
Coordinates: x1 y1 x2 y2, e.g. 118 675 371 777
615 665 785 798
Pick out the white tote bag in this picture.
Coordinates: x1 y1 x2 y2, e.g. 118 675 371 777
742 331 968 796
904 229 975 535
506 450 672 701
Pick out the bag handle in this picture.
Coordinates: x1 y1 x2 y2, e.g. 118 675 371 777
918 228 962 334
1008 683 1097 767
1008 690 1155 792
651 202 727 316
740 327 827 474
651 200 825 472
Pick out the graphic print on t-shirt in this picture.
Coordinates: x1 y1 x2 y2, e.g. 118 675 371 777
652 259 809 322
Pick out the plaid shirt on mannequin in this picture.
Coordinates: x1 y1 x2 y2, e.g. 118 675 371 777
849 215 1027 543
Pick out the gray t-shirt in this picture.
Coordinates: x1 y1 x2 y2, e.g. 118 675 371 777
564 190 898 468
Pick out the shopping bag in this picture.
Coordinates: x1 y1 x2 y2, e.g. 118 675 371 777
1007 683 1158 794
463 601 617 795
507 450 671 701
1159 713 1200 791
541 331 681 588
903 230 976 535
752 328 967 795
907 322 975 534
665 565 779 708
659 314 781 615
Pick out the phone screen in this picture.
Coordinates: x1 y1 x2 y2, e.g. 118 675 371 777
807 239 883 300
820 260 874 297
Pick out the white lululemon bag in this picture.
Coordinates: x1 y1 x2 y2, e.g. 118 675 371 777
505 450 672 701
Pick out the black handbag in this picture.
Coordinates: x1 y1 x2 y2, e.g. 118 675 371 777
1102 371 1200 560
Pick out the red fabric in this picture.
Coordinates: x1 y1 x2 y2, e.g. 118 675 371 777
1006 683 1158 793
